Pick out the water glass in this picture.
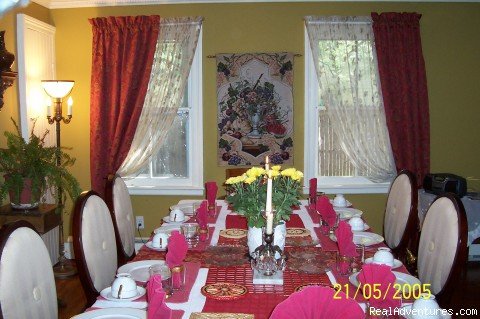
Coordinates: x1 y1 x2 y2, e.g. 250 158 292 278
170 264 186 290
199 227 209 242
181 222 200 248
336 253 352 276
148 263 173 297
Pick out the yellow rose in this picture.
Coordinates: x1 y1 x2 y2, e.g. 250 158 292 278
272 165 281 171
270 170 280 178
246 167 265 178
281 168 296 177
225 177 237 185
244 176 257 184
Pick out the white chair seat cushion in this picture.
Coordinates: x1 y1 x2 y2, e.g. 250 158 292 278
384 174 412 248
418 197 459 295
113 177 135 257
0 227 57 319
82 195 118 292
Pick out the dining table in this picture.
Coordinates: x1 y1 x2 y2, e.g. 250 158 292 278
85 199 418 319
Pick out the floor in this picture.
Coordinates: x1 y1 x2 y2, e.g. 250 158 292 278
57 260 480 319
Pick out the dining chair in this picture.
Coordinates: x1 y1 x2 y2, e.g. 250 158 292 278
72 190 118 307
105 174 136 266
0 220 58 319
383 169 418 264
417 193 467 307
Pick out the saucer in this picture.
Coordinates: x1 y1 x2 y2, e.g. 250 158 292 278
364 257 403 269
162 215 190 224
334 208 363 220
100 286 146 301
145 241 167 251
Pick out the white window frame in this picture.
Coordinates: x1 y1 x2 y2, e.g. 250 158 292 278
126 30 203 196
303 27 390 195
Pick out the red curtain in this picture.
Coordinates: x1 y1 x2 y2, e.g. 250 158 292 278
89 16 160 196
371 12 430 187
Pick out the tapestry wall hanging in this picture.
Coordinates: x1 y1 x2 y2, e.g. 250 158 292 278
217 52 294 166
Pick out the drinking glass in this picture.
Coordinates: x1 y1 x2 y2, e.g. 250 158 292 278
181 223 200 248
170 264 186 291
148 263 173 297
336 253 352 276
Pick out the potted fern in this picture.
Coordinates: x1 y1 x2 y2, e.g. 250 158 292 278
0 119 81 209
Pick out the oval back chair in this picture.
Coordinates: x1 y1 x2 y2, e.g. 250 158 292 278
72 190 118 306
0 220 57 319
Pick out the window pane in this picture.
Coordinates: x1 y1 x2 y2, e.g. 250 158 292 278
318 110 356 176
152 110 189 178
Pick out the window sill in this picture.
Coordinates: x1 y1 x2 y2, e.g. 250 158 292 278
303 183 390 195
127 186 204 196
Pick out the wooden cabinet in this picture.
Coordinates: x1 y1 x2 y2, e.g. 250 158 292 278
0 204 61 234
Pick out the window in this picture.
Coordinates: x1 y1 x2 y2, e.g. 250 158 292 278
125 31 203 195
304 26 392 194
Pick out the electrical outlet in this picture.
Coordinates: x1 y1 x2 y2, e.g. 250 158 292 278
135 216 145 229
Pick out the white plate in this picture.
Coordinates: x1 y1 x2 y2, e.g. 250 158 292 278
170 201 202 215
162 215 190 224
400 304 452 319
99 286 146 301
364 257 403 269
334 207 363 220
349 271 421 292
330 199 352 207
329 232 384 246
71 308 146 319
117 260 166 283
145 241 167 252
353 232 384 246
153 224 181 234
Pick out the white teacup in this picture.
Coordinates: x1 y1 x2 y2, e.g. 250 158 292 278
411 294 441 319
372 247 394 267
111 273 137 299
348 217 365 231
333 194 347 207
152 232 169 249
169 208 185 222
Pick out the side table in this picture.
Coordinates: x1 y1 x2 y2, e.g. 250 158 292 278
0 204 61 264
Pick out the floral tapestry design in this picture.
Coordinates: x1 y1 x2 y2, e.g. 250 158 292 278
217 52 294 166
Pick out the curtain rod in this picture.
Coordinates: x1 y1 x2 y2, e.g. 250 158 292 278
206 53 302 58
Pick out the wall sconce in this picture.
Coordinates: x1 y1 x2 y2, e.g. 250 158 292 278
0 30 17 111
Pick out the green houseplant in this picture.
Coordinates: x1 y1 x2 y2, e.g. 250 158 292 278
0 119 81 209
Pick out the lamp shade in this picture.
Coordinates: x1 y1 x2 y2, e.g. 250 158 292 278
42 80 74 99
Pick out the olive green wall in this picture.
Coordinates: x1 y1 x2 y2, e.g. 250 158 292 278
4 2 480 236
0 3 51 144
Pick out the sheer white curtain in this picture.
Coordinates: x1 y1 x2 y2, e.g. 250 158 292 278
118 17 202 176
305 16 396 182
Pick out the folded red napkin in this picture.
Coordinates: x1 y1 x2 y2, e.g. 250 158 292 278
335 221 359 257
166 231 188 268
147 275 172 319
205 181 218 211
309 178 317 202
270 286 365 319
357 263 401 310
316 195 337 226
196 200 208 229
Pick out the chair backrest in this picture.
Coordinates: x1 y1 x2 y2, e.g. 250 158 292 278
383 170 418 260
72 191 118 306
105 174 136 266
417 193 467 307
0 221 58 319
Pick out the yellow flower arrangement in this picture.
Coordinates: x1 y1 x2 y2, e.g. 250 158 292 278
225 165 303 228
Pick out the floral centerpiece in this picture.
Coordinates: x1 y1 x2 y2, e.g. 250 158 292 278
225 165 303 227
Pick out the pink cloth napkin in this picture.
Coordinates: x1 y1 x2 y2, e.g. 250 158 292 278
270 286 365 319
205 181 218 211
316 195 337 226
166 231 188 268
147 275 172 319
335 221 359 257
196 201 208 229
309 178 317 201
357 264 401 310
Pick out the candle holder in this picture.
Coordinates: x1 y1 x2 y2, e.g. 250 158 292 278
251 229 286 285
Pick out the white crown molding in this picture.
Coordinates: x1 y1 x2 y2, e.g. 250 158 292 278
32 0 480 10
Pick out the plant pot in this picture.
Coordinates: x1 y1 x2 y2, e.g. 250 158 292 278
5 176 40 210
247 221 286 257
